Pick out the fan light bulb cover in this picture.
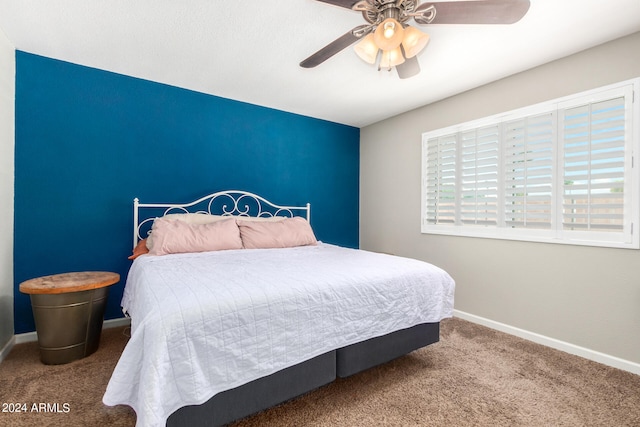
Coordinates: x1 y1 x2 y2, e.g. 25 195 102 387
383 22 396 39
354 33 379 64
380 46 405 68
373 18 404 51
402 26 430 58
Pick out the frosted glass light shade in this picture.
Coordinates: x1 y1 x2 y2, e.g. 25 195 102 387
373 18 405 51
402 26 430 58
380 46 405 68
354 34 379 64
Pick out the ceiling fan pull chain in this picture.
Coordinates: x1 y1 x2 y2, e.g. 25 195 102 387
377 63 394 72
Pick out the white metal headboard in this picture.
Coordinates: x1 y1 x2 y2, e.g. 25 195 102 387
133 190 311 248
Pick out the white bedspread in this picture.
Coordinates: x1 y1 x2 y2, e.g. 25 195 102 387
102 243 455 426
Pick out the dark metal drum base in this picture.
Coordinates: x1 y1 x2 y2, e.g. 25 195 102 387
30 287 109 365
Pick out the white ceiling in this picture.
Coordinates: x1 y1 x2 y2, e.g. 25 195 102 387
0 0 639 127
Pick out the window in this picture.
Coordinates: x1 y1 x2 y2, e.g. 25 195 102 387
421 79 639 249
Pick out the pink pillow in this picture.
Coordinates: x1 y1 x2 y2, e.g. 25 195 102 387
237 217 317 249
147 214 228 250
148 217 243 255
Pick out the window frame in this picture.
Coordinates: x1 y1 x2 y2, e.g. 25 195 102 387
421 78 639 249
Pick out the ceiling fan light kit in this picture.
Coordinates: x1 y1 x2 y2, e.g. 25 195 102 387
353 33 379 64
301 0 531 79
402 26 430 58
379 46 405 68
355 20 429 70
373 18 405 50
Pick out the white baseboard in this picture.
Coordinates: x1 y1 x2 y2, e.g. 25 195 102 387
14 330 37 345
0 335 16 364
454 309 640 376
103 316 132 329
1 317 132 362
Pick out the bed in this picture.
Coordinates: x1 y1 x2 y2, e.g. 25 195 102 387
102 190 455 427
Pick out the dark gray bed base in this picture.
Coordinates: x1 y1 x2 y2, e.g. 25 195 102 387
167 322 440 427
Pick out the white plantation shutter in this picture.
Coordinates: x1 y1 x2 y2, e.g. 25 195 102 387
504 113 555 229
421 79 638 249
424 134 457 225
460 126 499 226
562 97 626 232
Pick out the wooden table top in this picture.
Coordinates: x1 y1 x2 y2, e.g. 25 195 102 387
19 271 120 295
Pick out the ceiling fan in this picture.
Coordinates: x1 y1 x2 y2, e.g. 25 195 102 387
300 0 531 79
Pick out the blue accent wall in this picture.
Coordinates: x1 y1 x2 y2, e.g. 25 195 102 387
14 51 360 334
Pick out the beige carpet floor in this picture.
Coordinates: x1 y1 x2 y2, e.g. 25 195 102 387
1 317 639 426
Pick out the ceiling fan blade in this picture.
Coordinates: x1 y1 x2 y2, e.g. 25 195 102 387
396 56 421 79
300 25 372 68
421 0 530 25
314 0 360 9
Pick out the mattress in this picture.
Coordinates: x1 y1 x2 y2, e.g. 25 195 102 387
102 243 455 427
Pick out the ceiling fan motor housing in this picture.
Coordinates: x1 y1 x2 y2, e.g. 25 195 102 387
361 0 420 25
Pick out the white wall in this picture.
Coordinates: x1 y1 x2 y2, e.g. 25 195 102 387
0 27 15 355
361 32 640 367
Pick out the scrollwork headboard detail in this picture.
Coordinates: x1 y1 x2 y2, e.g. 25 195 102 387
133 190 311 249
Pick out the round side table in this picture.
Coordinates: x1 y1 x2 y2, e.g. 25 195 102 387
19 271 120 365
